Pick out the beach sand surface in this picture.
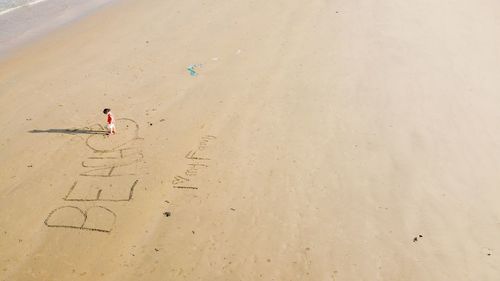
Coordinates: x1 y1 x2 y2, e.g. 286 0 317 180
1 0 500 280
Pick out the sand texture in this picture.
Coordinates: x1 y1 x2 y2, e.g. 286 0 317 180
1 0 500 280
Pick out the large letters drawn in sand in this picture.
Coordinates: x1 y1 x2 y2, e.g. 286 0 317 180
45 118 144 233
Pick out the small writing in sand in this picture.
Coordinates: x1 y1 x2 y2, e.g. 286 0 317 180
172 135 216 190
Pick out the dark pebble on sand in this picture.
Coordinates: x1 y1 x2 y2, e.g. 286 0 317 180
413 234 424 242
163 212 171 217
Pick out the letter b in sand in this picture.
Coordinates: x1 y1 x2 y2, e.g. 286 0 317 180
44 206 116 233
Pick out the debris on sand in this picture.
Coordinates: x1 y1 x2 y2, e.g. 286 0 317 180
163 211 171 217
187 64 202 76
413 234 424 242
482 247 493 256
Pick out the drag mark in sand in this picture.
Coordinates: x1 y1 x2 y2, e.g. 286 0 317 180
44 118 144 233
172 135 216 190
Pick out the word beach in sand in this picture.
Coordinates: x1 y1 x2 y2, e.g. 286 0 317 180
44 119 143 233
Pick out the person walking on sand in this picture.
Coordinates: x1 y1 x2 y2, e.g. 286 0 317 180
103 108 116 135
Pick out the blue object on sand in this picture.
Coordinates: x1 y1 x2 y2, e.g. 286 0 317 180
187 64 199 76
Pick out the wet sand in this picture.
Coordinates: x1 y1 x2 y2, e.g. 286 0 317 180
0 0 116 58
1 0 500 280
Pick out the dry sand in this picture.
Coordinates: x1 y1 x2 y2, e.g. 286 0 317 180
1 0 500 280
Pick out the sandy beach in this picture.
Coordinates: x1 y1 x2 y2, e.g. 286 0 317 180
1 0 500 280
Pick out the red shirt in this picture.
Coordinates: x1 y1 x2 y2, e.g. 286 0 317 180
107 113 114 124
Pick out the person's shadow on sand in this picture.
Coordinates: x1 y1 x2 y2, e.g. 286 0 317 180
29 128 107 135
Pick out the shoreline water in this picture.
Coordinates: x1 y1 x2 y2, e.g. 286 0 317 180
0 0 50 16
0 0 118 59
